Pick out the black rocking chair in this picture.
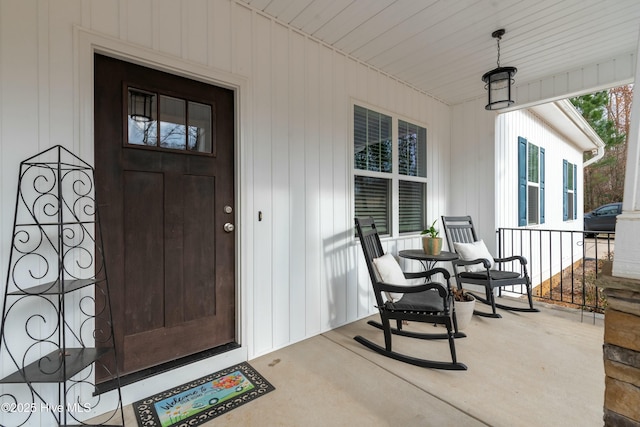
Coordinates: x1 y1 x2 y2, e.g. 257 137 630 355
353 217 466 371
441 215 540 318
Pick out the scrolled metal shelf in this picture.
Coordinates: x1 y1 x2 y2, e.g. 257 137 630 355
0 348 112 384
0 145 124 426
7 278 106 296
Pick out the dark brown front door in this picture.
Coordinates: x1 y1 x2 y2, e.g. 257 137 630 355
94 54 236 377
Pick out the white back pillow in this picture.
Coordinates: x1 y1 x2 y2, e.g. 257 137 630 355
453 240 495 272
372 253 409 302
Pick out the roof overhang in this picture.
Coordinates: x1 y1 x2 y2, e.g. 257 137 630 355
529 100 605 153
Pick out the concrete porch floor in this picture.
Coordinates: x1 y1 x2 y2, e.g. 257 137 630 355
121 299 605 427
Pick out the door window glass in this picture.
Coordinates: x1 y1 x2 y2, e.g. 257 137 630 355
188 101 213 153
127 87 213 155
128 88 157 146
160 95 186 150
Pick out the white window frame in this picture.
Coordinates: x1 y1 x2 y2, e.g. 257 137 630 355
564 160 577 221
527 142 541 225
518 137 545 227
352 102 428 237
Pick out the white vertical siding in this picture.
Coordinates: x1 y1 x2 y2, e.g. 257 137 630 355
0 8 52 420
251 11 274 356
303 37 322 338
0 0 453 411
288 29 307 343
495 108 586 287
496 108 585 231
271 21 291 349
329 50 349 330
450 98 589 290
450 97 497 250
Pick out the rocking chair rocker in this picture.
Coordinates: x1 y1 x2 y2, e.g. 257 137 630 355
354 217 466 371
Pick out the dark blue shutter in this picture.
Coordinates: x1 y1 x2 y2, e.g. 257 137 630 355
518 137 527 226
573 163 577 220
540 147 545 224
563 160 568 221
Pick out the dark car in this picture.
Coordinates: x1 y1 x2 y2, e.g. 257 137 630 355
584 202 622 237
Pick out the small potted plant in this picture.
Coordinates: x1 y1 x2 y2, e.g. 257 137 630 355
452 288 475 330
421 219 442 255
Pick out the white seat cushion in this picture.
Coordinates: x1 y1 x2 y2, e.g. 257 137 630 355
372 253 409 302
453 240 495 272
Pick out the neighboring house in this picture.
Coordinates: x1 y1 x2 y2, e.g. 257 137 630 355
0 1 634 425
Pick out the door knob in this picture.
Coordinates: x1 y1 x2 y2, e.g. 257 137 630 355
224 223 235 233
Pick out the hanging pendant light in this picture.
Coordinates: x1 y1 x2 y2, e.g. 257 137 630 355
482 29 517 111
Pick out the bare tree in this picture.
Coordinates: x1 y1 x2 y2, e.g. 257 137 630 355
572 85 631 211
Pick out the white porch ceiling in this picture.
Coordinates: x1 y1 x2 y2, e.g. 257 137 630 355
238 0 640 106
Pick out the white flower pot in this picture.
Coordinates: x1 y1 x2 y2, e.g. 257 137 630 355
454 295 475 330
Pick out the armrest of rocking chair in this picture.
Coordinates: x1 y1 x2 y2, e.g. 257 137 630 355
452 258 492 269
494 255 528 265
377 280 450 299
403 267 450 281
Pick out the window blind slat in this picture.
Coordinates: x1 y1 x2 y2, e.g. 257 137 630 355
399 181 425 233
355 176 390 234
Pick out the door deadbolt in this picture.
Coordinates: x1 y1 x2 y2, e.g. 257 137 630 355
224 223 235 233
224 205 233 214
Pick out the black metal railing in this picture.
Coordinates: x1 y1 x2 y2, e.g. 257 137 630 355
497 228 614 317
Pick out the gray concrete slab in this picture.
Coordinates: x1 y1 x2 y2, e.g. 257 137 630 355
119 299 604 426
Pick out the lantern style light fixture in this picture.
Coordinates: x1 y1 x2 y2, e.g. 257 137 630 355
482 29 517 111
128 88 154 122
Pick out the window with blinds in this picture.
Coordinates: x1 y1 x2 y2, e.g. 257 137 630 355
399 181 426 233
354 105 427 235
355 176 390 234
398 120 426 177
354 106 392 173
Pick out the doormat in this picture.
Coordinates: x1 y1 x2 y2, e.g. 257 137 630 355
133 362 275 427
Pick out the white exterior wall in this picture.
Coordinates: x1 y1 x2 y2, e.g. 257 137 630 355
496 108 585 231
451 100 588 288
0 0 452 413
496 108 586 287
449 97 497 251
